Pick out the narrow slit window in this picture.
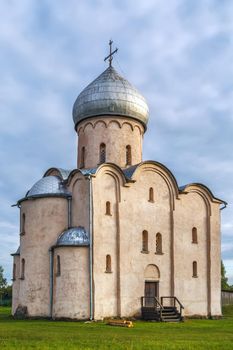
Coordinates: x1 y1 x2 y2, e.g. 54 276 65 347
21 259 25 280
126 145 132 166
105 201 111 215
149 187 154 202
156 233 162 254
142 230 148 252
13 263 16 281
56 255 61 277
193 261 198 277
80 146 85 168
192 227 198 243
106 254 112 273
100 143 106 163
21 213 25 235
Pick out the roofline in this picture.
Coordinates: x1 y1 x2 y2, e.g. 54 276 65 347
68 160 180 192
18 193 72 205
94 162 129 184
43 167 63 178
127 160 180 197
179 183 227 205
66 168 87 185
50 244 90 250
43 167 72 180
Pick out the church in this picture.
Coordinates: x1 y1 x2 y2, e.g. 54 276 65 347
11 44 226 321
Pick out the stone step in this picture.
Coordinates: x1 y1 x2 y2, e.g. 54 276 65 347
163 318 181 322
162 310 178 314
142 304 183 322
162 313 178 318
163 314 180 319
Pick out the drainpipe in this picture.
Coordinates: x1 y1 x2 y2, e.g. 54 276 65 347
88 175 94 320
68 197 72 228
220 202 227 211
49 247 54 318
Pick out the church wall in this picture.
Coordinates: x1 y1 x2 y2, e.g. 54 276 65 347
92 164 173 318
77 117 144 169
18 197 68 317
119 167 172 317
12 255 20 315
53 247 90 319
69 172 89 229
91 164 222 318
174 192 209 316
92 170 119 319
209 204 221 316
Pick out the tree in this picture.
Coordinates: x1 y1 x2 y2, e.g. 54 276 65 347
0 266 7 289
221 260 233 291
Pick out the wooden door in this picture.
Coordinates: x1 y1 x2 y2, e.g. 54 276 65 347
145 282 159 307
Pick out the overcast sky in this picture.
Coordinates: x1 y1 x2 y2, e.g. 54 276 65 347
0 0 232 284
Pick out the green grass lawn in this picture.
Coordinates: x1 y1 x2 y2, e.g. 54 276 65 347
0 306 233 350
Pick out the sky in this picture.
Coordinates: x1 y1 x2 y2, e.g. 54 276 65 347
0 0 232 285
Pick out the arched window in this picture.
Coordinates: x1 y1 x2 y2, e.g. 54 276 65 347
20 213 25 235
13 263 16 281
80 146 85 168
192 227 198 243
192 261 198 277
142 230 148 252
105 201 111 215
149 187 154 202
21 259 25 280
56 255 61 277
106 255 112 273
99 143 106 163
126 145 132 166
156 233 162 254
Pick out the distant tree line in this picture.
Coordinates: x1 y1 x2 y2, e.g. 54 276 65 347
0 266 12 306
221 261 233 291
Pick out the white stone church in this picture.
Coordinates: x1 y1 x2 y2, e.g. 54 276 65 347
12 51 226 321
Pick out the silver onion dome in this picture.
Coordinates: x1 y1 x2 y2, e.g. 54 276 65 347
27 176 71 198
57 227 89 246
72 66 149 128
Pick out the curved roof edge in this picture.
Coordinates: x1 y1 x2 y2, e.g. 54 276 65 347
67 163 128 186
18 192 71 205
39 164 226 206
94 162 128 184
179 183 227 205
66 167 98 186
44 167 73 180
66 161 180 191
123 161 180 197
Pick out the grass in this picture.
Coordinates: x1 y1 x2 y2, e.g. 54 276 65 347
0 306 233 349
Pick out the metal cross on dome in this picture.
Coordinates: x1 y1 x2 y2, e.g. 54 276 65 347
104 40 118 67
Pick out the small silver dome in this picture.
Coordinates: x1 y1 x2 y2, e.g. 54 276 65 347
73 66 149 128
27 176 71 198
57 227 89 246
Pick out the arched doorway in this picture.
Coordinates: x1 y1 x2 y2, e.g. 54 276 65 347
144 264 160 307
